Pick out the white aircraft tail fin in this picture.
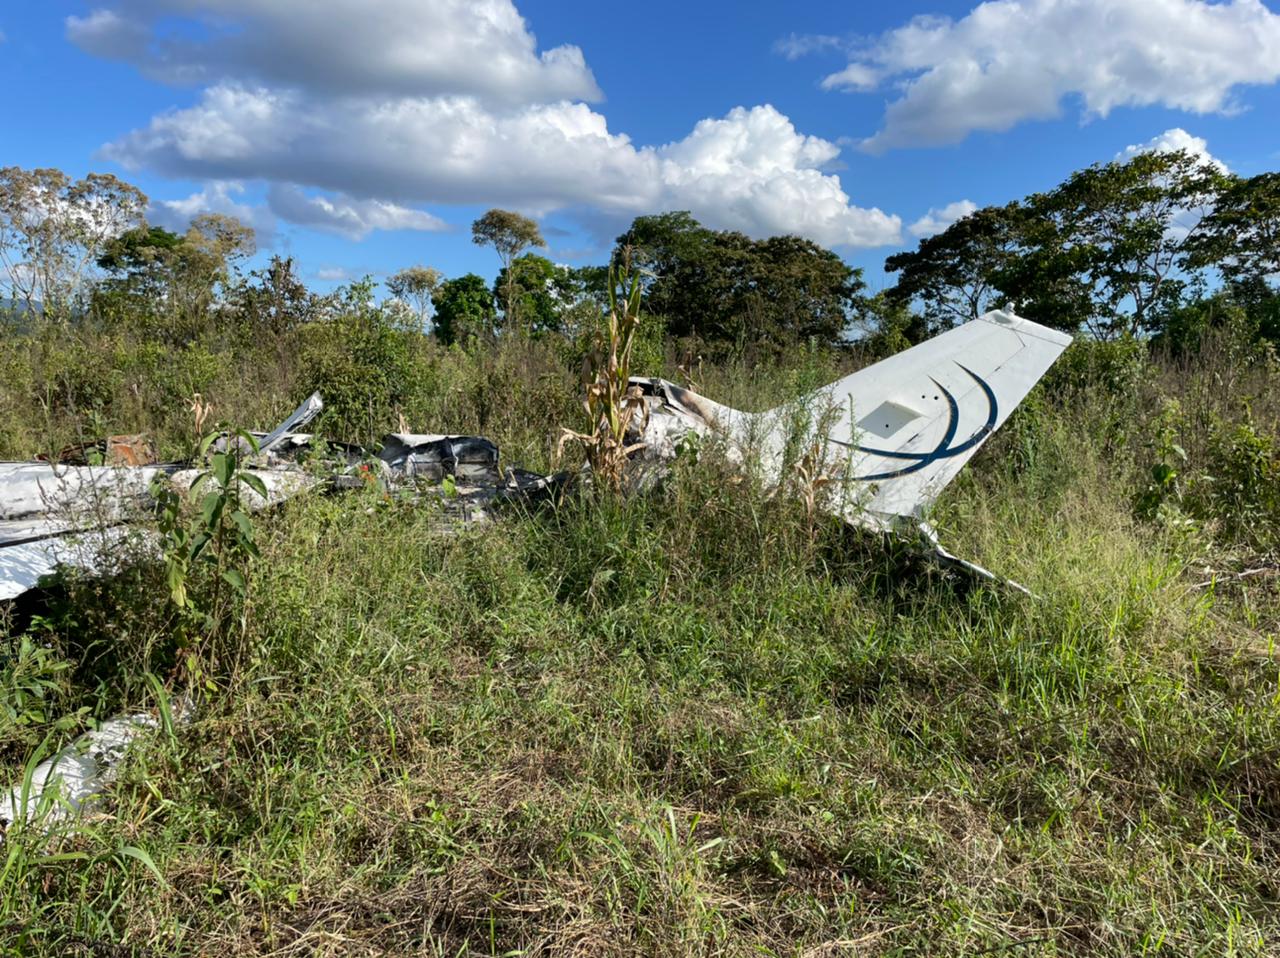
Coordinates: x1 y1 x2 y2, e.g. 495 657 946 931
631 310 1070 532
755 309 1071 526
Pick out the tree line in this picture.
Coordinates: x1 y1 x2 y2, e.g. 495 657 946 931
881 150 1279 347
2 149 1278 356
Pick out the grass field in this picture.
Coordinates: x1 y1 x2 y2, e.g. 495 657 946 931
2 331 1278 956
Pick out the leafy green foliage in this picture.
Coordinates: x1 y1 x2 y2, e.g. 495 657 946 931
618 211 865 350
0 636 82 761
472 208 545 333
431 272 496 346
1191 415 1280 549
0 166 148 321
297 282 424 443
1187 171 1280 286
95 214 255 344
153 428 265 684
885 202 1026 328
492 253 568 335
1031 148 1229 337
228 255 321 339
886 149 1260 340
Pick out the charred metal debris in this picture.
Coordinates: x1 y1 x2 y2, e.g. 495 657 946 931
0 392 568 603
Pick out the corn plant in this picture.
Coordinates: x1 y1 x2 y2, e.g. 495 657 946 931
558 253 648 493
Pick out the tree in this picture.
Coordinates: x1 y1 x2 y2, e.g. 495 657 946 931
95 224 187 336
884 201 1097 333
1031 149 1229 337
97 225 187 302
471 209 544 334
854 292 934 358
188 213 255 266
885 203 1025 329
432 273 496 346
989 198 1100 332
386 265 443 332
492 253 571 335
173 213 256 321
94 213 257 342
616 211 863 348
0 166 146 319
1186 172 1280 288
232 255 321 338
616 211 721 332
883 150 1231 338
552 264 611 340
747 234 865 345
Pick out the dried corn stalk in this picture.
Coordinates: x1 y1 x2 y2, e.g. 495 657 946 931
558 257 649 493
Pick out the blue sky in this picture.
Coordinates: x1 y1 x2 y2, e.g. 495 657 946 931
3 0 1278 295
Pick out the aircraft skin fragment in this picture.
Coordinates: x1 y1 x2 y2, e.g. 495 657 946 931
0 712 160 834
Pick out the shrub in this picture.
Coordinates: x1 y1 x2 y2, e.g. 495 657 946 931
297 295 429 444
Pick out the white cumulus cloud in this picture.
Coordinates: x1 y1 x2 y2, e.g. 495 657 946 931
266 185 448 241
103 88 901 248
909 199 978 237
1117 127 1229 172
802 0 1280 152
148 181 277 241
77 0 901 249
67 0 601 104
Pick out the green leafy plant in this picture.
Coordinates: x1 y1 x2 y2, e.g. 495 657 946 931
1135 398 1190 521
1 636 85 758
152 428 265 685
1192 411 1280 548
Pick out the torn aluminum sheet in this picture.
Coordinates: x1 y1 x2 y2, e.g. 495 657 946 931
257 391 324 454
0 525 150 603
0 467 319 602
0 712 159 833
210 391 330 466
378 434 501 482
0 697 191 839
423 467 564 531
0 387 556 599
0 461 164 526
629 310 1072 582
168 466 319 512
0 395 328 603
0 462 170 601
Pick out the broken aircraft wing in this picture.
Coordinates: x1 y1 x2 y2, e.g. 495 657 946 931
0 463 168 601
0 394 327 602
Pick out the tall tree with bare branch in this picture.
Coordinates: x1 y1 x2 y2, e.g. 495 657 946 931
471 209 544 336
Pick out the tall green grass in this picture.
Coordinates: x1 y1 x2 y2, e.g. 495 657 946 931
1 324 1278 955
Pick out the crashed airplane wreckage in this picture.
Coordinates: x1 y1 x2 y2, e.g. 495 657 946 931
632 309 1072 588
2 309 1068 832
0 395 557 602
2 309 1069 603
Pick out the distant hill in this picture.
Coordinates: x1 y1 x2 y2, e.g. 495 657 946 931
1 299 42 331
